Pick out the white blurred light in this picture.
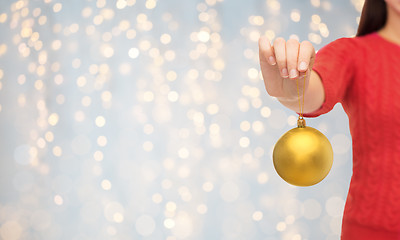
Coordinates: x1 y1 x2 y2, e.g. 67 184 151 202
135 215 156 236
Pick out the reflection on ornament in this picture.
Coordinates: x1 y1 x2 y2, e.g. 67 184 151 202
273 118 333 186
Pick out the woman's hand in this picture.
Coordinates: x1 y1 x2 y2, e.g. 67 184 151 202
259 36 324 113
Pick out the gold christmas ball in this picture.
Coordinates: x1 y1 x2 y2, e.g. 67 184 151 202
273 121 333 186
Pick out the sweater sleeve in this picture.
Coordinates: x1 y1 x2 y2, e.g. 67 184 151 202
303 38 356 118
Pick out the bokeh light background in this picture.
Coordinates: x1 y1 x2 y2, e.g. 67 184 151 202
0 0 363 239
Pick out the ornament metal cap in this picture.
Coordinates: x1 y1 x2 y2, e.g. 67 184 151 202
297 117 306 128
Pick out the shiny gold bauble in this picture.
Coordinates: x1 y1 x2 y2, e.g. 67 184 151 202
273 119 333 186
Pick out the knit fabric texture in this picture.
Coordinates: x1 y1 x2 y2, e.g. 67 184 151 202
304 33 400 239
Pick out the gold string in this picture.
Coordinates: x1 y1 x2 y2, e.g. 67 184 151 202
296 71 306 119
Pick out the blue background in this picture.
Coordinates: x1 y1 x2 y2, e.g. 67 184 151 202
0 0 360 239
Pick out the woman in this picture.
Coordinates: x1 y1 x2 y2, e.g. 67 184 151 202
259 0 400 239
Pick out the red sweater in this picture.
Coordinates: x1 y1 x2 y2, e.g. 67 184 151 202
305 33 400 239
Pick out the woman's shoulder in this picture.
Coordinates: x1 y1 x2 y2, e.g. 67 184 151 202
317 33 378 56
333 32 386 49
325 33 376 48
351 32 400 55
353 32 383 46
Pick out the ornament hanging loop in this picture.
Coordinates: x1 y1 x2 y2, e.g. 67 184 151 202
296 71 307 122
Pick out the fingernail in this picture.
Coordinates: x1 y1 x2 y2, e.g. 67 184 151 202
289 69 298 79
269 56 276 65
282 68 289 78
299 61 307 71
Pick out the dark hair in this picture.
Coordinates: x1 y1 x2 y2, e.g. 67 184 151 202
356 0 387 37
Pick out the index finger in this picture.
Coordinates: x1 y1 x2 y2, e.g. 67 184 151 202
297 41 315 73
259 36 277 66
